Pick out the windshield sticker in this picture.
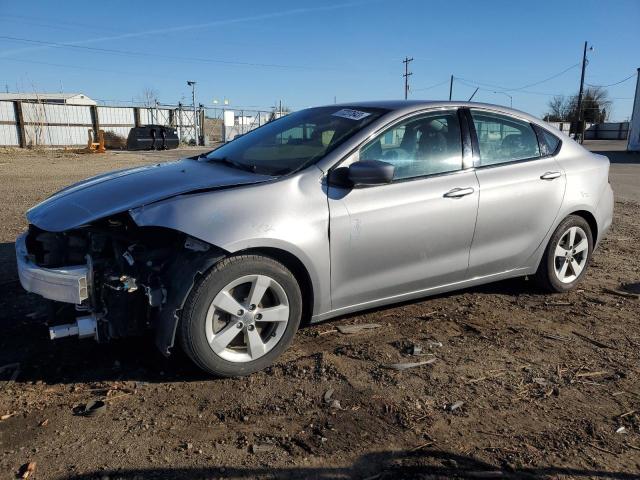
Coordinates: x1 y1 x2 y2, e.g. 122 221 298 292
332 109 371 121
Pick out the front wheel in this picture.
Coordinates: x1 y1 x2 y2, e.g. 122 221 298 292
180 254 302 377
535 215 593 293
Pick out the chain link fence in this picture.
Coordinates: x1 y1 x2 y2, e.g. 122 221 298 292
201 108 286 145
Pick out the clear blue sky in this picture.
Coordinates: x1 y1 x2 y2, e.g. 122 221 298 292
0 0 638 119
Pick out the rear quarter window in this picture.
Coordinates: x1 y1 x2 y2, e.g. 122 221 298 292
539 129 561 156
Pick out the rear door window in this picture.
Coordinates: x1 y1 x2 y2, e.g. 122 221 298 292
470 110 540 166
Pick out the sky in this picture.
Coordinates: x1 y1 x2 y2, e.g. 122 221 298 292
0 0 638 120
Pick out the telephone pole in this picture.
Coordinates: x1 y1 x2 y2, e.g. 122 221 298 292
403 57 413 100
576 41 593 143
187 81 198 144
449 75 454 101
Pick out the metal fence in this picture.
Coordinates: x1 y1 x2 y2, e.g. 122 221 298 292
584 122 629 140
546 121 629 140
201 108 279 144
0 100 200 147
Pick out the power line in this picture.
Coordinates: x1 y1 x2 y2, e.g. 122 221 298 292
0 34 355 72
509 63 581 92
412 78 449 92
0 56 183 78
586 72 637 88
455 62 580 93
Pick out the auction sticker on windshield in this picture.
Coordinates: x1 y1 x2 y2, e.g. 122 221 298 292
332 109 371 121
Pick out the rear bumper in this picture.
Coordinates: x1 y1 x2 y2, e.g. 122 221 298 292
595 183 614 247
15 233 90 304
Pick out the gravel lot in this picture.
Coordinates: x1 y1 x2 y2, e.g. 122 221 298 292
1 143 639 479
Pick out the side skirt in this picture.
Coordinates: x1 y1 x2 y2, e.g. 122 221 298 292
310 266 532 323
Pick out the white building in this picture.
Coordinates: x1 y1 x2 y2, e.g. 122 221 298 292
0 92 97 106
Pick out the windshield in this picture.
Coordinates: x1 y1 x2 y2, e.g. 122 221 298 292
201 106 388 175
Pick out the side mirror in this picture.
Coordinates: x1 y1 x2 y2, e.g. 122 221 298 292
348 160 395 186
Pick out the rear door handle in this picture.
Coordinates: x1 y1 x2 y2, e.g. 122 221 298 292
443 187 475 198
540 171 561 180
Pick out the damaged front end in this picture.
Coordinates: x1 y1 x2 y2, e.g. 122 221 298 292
16 214 225 355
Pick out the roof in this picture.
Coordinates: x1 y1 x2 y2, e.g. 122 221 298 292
0 93 96 105
329 100 543 124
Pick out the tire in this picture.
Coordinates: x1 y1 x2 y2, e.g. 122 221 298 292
535 215 593 293
179 254 302 377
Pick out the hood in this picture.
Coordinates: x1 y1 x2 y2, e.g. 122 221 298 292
27 158 273 232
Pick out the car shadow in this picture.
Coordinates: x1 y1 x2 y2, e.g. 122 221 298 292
61 448 639 479
596 149 640 164
0 238 542 386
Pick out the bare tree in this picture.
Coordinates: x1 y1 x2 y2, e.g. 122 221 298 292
137 87 160 107
544 87 611 123
578 86 611 123
544 95 570 122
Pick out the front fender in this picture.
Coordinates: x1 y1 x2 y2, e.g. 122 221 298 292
154 248 226 355
130 167 331 318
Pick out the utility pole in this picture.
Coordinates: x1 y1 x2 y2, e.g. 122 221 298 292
576 41 592 143
187 80 198 144
403 57 413 100
449 75 454 101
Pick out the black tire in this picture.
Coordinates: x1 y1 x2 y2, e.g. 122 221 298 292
179 254 302 377
535 215 593 293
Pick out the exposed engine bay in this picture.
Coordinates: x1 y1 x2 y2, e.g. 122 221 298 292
23 215 225 354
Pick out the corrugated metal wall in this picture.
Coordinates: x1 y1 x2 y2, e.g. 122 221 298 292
139 108 172 126
22 103 93 146
0 101 19 146
98 106 135 138
0 101 200 147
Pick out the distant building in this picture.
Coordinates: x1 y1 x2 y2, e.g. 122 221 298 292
0 92 96 106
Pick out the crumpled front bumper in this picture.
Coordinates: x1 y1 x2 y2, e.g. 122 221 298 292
15 233 90 304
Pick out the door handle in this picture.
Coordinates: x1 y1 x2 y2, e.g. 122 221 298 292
443 187 475 198
540 171 561 180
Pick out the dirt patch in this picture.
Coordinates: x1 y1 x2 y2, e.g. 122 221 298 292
1 147 639 479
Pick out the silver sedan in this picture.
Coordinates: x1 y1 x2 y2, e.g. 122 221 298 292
16 101 614 376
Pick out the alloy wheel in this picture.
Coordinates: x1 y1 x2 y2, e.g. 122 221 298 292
553 226 589 284
204 274 290 362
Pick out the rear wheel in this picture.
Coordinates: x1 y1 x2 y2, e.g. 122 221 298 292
180 255 302 377
535 215 593 292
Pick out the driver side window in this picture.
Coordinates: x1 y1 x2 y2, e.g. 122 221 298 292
359 110 463 180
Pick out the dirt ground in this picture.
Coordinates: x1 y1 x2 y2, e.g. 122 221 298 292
0 144 639 480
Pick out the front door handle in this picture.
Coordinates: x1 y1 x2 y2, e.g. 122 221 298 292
443 187 475 198
540 171 561 180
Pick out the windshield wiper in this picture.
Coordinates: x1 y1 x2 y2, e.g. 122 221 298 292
206 156 257 173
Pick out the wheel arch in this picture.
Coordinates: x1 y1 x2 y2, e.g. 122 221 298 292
528 207 599 275
568 209 598 244
238 247 315 326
